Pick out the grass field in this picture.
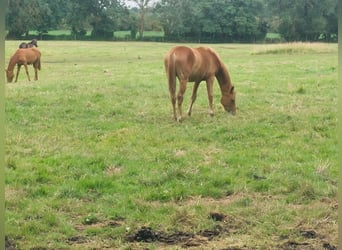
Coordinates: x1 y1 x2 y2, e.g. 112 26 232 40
5 41 337 249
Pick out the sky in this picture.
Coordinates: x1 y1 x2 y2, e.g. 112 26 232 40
123 0 159 8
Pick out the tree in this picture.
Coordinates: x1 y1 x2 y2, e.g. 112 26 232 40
6 0 41 38
35 0 70 38
6 0 69 39
130 0 153 39
155 0 188 40
66 0 127 39
267 0 338 41
155 0 267 42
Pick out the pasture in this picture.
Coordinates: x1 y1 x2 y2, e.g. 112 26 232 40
5 41 337 249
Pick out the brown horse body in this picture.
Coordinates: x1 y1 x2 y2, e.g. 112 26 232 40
164 46 236 121
6 48 41 83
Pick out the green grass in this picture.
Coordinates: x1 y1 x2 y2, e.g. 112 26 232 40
5 41 337 249
265 32 281 39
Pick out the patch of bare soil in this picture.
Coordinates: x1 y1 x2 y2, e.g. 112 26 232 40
281 241 337 250
125 212 338 250
279 229 337 250
5 236 16 250
125 226 222 248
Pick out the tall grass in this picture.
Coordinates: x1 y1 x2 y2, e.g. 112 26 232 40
252 42 336 54
5 41 337 249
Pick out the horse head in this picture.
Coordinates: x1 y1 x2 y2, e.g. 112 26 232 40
221 85 236 115
31 39 38 47
5 69 14 83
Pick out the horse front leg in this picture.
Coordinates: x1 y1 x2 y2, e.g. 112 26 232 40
206 77 215 116
23 64 31 81
15 65 21 83
187 81 200 117
177 80 187 122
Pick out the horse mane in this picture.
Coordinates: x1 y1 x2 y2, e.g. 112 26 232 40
211 51 233 92
7 53 19 71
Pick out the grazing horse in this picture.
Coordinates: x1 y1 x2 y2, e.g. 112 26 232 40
6 48 41 83
164 46 236 122
19 39 38 48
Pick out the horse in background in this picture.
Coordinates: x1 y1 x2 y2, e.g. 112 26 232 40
164 46 236 122
19 39 38 48
6 47 41 83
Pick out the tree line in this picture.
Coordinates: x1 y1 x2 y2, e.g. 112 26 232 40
6 0 338 43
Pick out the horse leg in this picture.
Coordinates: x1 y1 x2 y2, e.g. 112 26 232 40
206 77 215 116
33 65 38 80
23 64 31 81
15 65 21 83
177 79 187 122
187 81 200 116
168 78 177 121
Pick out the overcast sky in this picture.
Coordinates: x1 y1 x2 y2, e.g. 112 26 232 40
123 0 159 8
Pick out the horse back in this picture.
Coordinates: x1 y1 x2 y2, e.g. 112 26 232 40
15 48 41 64
165 46 221 82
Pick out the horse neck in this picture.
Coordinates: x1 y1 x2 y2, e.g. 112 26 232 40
7 56 17 71
216 63 232 94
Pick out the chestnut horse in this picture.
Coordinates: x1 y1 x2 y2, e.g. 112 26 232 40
164 46 236 122
6 48 41 83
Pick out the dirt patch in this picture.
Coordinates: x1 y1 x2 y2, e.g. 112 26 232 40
322 243 337 250
279 228 337 250
125 226 220 248
300 230 317 239
64 195 337 249
125 221 337 250
281 241 337 250
281 241 311 250
5 236 16 250
66 235 89 245
220 248 251 250
209 212 226 222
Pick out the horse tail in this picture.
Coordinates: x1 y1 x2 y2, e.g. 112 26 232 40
164 50 178 120
165 51 177 93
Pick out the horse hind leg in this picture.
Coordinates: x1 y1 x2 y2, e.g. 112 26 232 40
34 67 38 80
33 63 38 80
187 81 200 117
170 94 177 121
168 77 177 121
176 79 188 122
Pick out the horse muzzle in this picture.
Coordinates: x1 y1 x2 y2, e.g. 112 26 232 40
225 108 236 116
